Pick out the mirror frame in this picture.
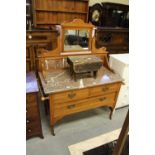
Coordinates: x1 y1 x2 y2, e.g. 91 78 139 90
61 19 94 53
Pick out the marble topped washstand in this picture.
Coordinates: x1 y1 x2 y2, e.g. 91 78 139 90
38 66 123 135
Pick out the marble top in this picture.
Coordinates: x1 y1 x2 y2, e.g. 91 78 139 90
26 72 39 93
39 66 123 95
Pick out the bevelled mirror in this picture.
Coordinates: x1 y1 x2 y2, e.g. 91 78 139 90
61 19 94 53
64 29 90 51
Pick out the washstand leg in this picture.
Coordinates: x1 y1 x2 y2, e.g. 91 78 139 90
51 126 55 136
109 107 114 120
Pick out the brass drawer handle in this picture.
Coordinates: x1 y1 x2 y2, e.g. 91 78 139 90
99 97 106 101
67 104 76 109
102 87 109 92
26 120 30 123
68 92 76 99
28 35 32 39
28 129 31 133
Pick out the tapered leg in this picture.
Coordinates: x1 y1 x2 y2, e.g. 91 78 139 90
51 126 55 136
109 107 114 120
49 95 55 136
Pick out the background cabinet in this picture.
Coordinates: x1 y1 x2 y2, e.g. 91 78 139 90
32 0 89 28
89 2 129 28
95 27 129 54
26 29 58 72
89 2 129 54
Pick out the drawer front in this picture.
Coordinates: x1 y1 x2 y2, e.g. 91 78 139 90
26 104 38 118
26 116 40 126
54 93 116 117
26 122 41 138
53 88 89 103
90 83 119 97
26 120 40 129
26 94 37 106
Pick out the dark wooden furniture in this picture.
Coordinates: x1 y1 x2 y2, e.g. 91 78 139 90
26 72 43 139
32 0 89 28
37 19 122 135
101 2 129 28
95 27 129 54
88 2 129 54
89 2 129 28
26 29 58 72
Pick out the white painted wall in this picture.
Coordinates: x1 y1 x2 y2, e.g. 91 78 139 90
89 0 129 6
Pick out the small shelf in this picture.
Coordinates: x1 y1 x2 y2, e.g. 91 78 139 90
35 8 87 14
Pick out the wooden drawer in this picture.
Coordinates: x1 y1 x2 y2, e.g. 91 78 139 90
26 104 38 118
26 94 36 103
54 93 116 117
26 122 41 138
90 83 119 97
26 100 36 108
26 120 40 129
26 116 40 126
53 88 89 103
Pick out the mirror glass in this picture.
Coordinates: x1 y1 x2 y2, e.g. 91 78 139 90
64 29 90 51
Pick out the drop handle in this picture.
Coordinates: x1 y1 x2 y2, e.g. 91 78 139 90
99 97 106 101
68 92 76 99
28 35 32 39
28 129 31 132
67 104 76 109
